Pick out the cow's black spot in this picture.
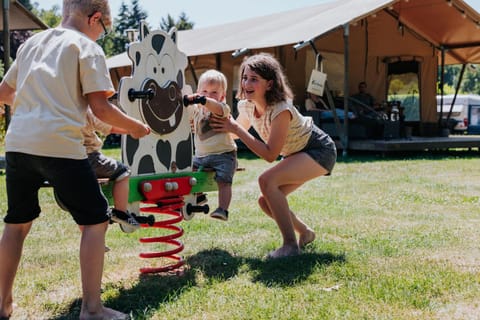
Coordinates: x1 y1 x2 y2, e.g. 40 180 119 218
176 135 192 170
135 51 141 66
156 139 172 170
125 135 139 166
152 34 165 55
138 155 155 175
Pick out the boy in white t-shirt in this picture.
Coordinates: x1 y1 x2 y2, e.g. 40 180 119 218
0 1 149 319
184 70 237 221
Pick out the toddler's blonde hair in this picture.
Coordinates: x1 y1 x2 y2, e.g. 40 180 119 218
198 70 227 95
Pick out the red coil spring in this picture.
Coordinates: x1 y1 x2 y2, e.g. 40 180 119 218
138 197 185 274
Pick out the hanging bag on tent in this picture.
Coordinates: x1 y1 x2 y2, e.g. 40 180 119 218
307 54 327 96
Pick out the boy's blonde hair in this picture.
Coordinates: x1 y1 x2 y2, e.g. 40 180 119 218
63 0 111 25
198 70 228 95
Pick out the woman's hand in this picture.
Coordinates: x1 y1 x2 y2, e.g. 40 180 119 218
209 115 237 134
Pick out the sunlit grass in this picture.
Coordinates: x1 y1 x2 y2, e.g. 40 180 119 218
1 149 480 319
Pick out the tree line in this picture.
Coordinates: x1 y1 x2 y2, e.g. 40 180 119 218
1 0 194 62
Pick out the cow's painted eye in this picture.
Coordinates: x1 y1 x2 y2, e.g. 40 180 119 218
153 67 157 73
168 84 176 101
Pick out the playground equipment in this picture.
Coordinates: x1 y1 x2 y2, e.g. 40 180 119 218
101 22 217 274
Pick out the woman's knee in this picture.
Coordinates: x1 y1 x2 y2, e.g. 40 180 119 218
258 172 275 194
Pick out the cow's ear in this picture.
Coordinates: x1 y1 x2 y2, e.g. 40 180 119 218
176 70 184 89
139 20 150 40
168 27 177 44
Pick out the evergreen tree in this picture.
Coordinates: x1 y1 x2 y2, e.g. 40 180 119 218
160 14 176 32
102 0 148 56
176 12 195 30
128 0 148 30
18 0 33 11
160 12 194 31
114 2 131 36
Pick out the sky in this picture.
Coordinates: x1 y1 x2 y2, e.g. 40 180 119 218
36 0 480 29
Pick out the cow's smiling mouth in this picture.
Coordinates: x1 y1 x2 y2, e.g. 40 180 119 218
140 79 183 135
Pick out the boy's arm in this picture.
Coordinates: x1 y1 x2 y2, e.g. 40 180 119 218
0 81 16 106
110 126 129 135
204 97 228 117
184 94 228 117
88 91 149 139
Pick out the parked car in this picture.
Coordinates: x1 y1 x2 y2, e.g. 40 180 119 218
436 94 480 134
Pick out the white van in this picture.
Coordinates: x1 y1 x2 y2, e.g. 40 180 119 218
437 94 480 133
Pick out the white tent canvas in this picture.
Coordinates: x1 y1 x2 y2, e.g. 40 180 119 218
107 0 480 137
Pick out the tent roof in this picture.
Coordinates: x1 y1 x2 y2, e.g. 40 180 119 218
177 0 394 56
0 0 48 31
391 0 480 64
107 0 480 69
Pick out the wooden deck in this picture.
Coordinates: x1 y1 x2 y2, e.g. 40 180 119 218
344 135 480 152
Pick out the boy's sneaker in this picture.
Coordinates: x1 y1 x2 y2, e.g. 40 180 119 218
210 207 228 221
110 209 140 233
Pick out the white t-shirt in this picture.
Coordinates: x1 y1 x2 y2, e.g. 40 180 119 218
4 27 115 159
191 103 237 157
238 100 312 157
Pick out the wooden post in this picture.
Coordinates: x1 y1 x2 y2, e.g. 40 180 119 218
2 0 11 130
342 23 350 156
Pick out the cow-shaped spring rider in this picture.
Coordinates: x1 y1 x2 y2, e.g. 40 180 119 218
103 22 217 274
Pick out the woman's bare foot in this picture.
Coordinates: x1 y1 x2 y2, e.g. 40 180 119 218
80 306 129 320
266 245 301 259
0 304 13 319
299 229 316 248
0 313 11 320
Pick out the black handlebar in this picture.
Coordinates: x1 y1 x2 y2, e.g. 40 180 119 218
183 95 207 106
128 88 154 102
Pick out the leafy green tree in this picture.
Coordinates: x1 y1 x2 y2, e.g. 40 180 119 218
160 12 194 31
32 2 62 27
101 0 148 56
19 0 33 11
461 66 480 94
439 64 480 95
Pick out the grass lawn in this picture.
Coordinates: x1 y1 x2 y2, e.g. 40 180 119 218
1 149 480 319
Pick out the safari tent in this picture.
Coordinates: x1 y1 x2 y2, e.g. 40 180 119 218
0 0 47 31
107 0 480 149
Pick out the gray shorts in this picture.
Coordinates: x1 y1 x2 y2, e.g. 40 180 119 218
88 151 130 181
298 127 337 174
193 151 237 184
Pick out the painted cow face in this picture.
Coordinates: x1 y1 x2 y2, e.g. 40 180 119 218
118 23 193 176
